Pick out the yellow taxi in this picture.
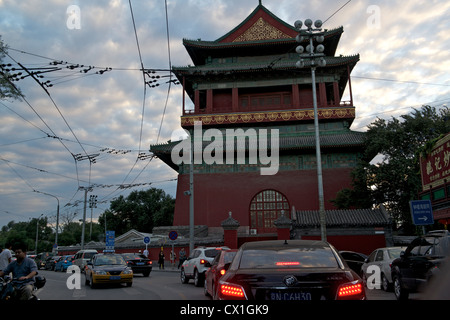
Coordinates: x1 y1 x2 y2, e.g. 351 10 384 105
85 253 133 288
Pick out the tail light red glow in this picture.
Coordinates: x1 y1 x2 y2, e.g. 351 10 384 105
220 284 245 298
200 259 206 264
220 269 226 276
337 282 363 298
275 261 300 266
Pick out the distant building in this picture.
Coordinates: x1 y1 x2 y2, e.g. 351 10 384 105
419 133 450 227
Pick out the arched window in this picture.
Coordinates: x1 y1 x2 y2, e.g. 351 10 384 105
249 190 290 234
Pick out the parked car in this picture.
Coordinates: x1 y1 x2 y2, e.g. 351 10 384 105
54 255 74 272
181 246 230 287
204 249 237 299
360 247 405 291
44 255 60 270
84 253 133 288
121 253 152 277
391 232 450 300
35 252 52 270
217 240 365 300
73 249 98 272
339 251 367 274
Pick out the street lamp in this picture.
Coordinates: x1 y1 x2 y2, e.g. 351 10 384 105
294 18 327 241
34 190 60 252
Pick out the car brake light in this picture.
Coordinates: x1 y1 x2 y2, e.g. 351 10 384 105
220 269 226 276
337 282 363 299
276 261 300 266
220 283 245 298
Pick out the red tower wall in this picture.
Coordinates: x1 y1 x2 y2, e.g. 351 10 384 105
173 168 353 228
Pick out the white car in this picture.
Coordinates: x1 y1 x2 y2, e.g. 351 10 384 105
180 246 229 287
361 247 406 291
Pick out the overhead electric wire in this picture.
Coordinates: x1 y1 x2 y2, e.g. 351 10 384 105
156 0 173 145
322 0 352 25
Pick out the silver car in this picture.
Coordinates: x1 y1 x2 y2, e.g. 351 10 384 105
361 247 406 291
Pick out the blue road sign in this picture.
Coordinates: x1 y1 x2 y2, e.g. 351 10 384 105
106 231 115 250
169 230 178 241
143 236 150 244
410 200 434 226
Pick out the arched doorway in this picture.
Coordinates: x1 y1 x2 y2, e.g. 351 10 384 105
249 190 290 234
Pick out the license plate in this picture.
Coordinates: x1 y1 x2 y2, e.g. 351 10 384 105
270 291 312 301
109 276 121 280
136 262 144 265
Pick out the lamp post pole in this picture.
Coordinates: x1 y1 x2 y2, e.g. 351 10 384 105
34 190 60 252
294 19 327 241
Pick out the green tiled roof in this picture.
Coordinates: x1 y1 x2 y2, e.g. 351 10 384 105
294 208 391 228
150 130 365 155
183 26 343 49
173 54 359 75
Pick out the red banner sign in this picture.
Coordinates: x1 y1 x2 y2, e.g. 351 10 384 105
420 133 450 191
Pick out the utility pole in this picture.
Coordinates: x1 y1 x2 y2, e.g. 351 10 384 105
79 186 92 250
35 214 44 254
89 195 98 240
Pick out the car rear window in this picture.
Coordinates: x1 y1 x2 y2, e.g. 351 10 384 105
239 247 339 269
204 249 222 258
83 252 96 259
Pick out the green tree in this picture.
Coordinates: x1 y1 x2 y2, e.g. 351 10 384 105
0 36 23 100
0 218 53 252
98 188 175 236
333 106 450 234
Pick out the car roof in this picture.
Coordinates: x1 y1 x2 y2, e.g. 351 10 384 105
241 240 330 250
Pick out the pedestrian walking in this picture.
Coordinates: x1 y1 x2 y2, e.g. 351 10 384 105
170 250 176 266
158 249 165 269
178 248 186 269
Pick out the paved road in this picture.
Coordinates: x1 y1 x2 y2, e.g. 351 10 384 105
35 267 419 300
36 268 209 300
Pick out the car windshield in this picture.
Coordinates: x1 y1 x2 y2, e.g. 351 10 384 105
239 247 339 269
387 248 404 259
94 255 126 266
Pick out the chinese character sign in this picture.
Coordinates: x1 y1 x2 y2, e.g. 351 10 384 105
420 134 450 191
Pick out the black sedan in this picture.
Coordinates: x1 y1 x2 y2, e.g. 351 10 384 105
121 253 152 277
217 240 365 300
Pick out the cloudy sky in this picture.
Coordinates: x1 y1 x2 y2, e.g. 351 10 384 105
0 0 449 230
